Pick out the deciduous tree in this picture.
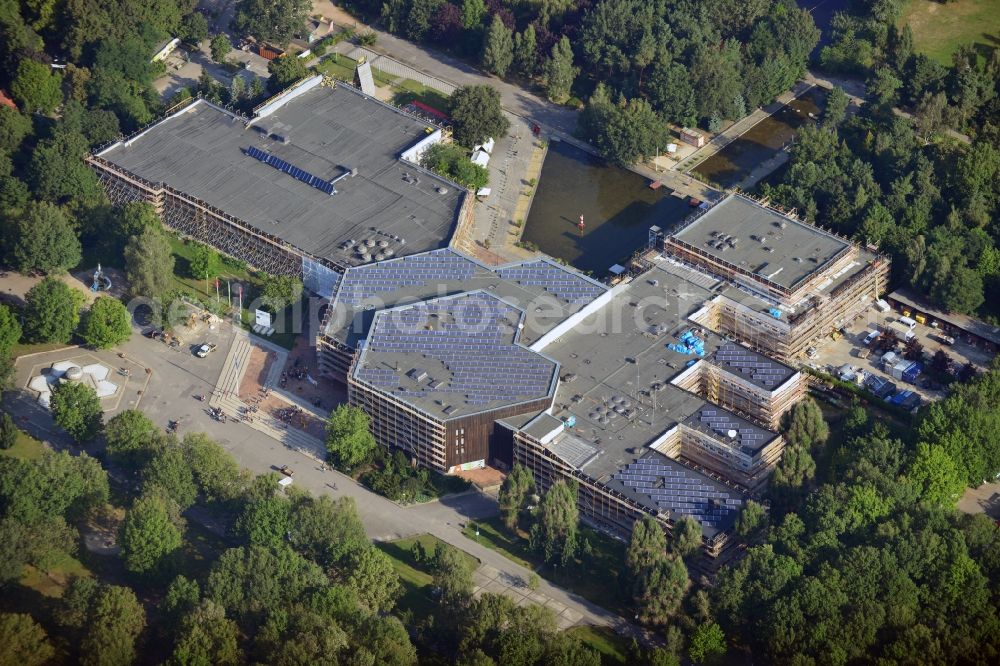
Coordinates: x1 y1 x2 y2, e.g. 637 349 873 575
105 410 161 467
206 544 328 619
347 547 401 613
183 432 247 502
432 542 474 607
498 463 535 531
0 412 16 450
10 202 82 274
125 224 174 299
10 59 61 113
529 479 578 565
267 53 307 93
634 554 687 625
735 500 767 540
188 242 219 281
0 613 55 666
513 24 537 77
210 34 231 63
626 515 667 582
168 600 241 666
325 404 378 470
81 296 131 349
907 443 965 506
288 494 368 568
782 398 829 451
144 444 198 510
542 36 576 104
0 107 32 152
0 304 22 354
121 492 184 575
688 621 726 664
670 515 701 558
449 85 509 148
81 585 146 666
51 381 103 443
233 0 310 45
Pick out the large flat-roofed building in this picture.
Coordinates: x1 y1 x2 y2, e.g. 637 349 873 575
658 194 889 360
504 260 801 568
318 249 612 378
89 77 466 296
329 249 613 471
349 292 561 472
333 248 803 568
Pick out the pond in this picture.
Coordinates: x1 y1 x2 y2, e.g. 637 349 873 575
693 87 828 190
522 140 693 277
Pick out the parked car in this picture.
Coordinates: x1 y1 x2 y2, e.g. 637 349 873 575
195 343 217 358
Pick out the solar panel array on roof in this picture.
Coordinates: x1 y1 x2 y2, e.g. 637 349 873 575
354 292 556 408
713 342 792 388
245 145 336 195
496 260 606 304
337 249 480 307
697 407 768 448
611 457 743 528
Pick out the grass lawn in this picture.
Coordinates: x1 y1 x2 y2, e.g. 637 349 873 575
463 516 631 616
20 552 91 598
567 625 631 665
391 78 451 115
315 53 359 82
377 534 479 617
313 54 451 116
11 341 75 358
166 235 301 349
901 0 1000 65
0 430 47 461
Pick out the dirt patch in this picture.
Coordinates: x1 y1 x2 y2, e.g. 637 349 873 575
82 506 125 556
263 395 327 440
275 336 346 412
454 466 506 489
239 345 277 399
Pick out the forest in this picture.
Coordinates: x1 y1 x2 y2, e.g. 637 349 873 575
1 0 1000 663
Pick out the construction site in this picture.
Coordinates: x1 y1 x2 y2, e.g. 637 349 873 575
318 230 812 569
653 194 890 361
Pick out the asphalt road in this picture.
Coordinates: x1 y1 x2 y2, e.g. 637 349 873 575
8 315 633 632
322 7 579 137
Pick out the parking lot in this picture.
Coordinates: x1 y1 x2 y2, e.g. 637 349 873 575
805 304 994 404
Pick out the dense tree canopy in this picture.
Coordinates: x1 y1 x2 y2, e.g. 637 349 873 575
448 85 510 148
10 59 62 113
50 381 103 443
267 53 308 93
120 491 184 575
124 224 174 299
232 0 309 45
24 295 68 369
530 479 579 565
80 296 131 349
324 404 378 470
9 202 82 274
498 464 535 531
0 613 56 666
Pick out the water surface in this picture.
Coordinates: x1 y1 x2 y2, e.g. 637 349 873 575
693 87 828 189
523 141 692 276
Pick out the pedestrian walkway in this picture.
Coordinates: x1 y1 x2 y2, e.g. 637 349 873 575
211 331 326 461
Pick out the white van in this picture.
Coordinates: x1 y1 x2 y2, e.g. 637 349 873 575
898 316 917 329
